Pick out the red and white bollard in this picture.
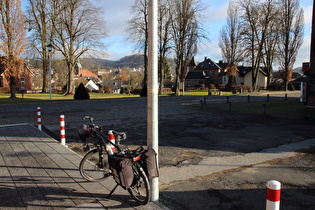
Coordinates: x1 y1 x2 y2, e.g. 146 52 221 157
266 180 281 210
108 130 116 153
37 107 42 130
60 115 66 146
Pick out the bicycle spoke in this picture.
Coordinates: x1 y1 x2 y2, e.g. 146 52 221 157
79 148 110 181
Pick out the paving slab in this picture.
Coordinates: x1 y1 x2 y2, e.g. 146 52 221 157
0 124 165 209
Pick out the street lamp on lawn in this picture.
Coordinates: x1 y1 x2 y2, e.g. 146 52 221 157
47 44 54 101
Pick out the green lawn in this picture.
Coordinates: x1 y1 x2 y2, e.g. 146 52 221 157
0 92 139 103
0 90 234 103
197 99 315 120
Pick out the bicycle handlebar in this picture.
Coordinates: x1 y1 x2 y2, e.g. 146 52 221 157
83 116 94 124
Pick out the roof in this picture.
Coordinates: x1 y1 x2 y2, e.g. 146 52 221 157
238 66 253 77
196 57 221 70
186 71 209 80
80 69 99 79
189 57 198 67
77 62 82 68
85 80 99 91
217 61 228 69
237 66 268 77
292 75 307 83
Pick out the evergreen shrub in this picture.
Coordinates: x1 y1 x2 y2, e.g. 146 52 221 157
74 83 90 100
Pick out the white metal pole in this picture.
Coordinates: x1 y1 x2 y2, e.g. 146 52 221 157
148 0 159 202
49 51 52 101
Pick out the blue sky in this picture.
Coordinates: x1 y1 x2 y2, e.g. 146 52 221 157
22 0 313 68
93 0 313 69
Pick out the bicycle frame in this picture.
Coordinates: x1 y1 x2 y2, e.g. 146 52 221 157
79 116 151 205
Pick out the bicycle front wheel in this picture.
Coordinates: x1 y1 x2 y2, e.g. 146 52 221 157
128 164 150 205
79 148 111 182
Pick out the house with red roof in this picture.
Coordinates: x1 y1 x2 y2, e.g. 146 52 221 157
0 57 34 92
74 62 102 91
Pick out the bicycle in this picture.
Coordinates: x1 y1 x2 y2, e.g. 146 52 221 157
78 116 158 205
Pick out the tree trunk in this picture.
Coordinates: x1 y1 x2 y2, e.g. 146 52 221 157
284 80 289 91
225 75 236 91
181 79 185 96
42 58 49 93
142 53 148 87
175 74 180 96
65 63 75 95
158 57 164 95
9 76 16 98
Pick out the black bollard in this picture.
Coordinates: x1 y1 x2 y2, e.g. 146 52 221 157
262 103 267 115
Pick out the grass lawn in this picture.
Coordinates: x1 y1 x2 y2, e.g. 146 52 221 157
197 99 315 121
0 92 140 103
0 90 235 103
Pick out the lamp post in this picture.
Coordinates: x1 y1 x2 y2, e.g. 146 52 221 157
47 44 54 101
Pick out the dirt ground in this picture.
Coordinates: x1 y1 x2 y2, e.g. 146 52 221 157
159 147 315 210
67 112 315 167
65 111 315 210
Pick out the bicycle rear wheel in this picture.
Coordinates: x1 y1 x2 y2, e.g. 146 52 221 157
128 164 150 205
79 148 111 181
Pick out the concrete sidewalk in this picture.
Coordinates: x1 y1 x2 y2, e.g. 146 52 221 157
159 138 315 187
0 124 165 209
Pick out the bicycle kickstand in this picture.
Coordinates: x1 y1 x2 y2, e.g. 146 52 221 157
106 183 119 198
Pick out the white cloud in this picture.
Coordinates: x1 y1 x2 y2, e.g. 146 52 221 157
203 1 229 23
103 35 135 60
303 5 313 26
195 38 223 65
295 36 311 68
93 0 134 37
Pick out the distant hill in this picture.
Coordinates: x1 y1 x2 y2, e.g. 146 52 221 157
80 55 145 69
293 66 302 74
80 54 178 70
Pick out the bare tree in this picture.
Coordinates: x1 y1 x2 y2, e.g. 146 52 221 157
278 0 304 91
170 0 204 96
0 0 26 98
158 0 172 94
219 0 244 90
27 0 58 93
126 0 149 95
53 0 106 95
240 0 277 90
262 1 280 88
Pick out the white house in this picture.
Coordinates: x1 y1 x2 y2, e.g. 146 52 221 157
222 66 268 89
85 80 99 91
